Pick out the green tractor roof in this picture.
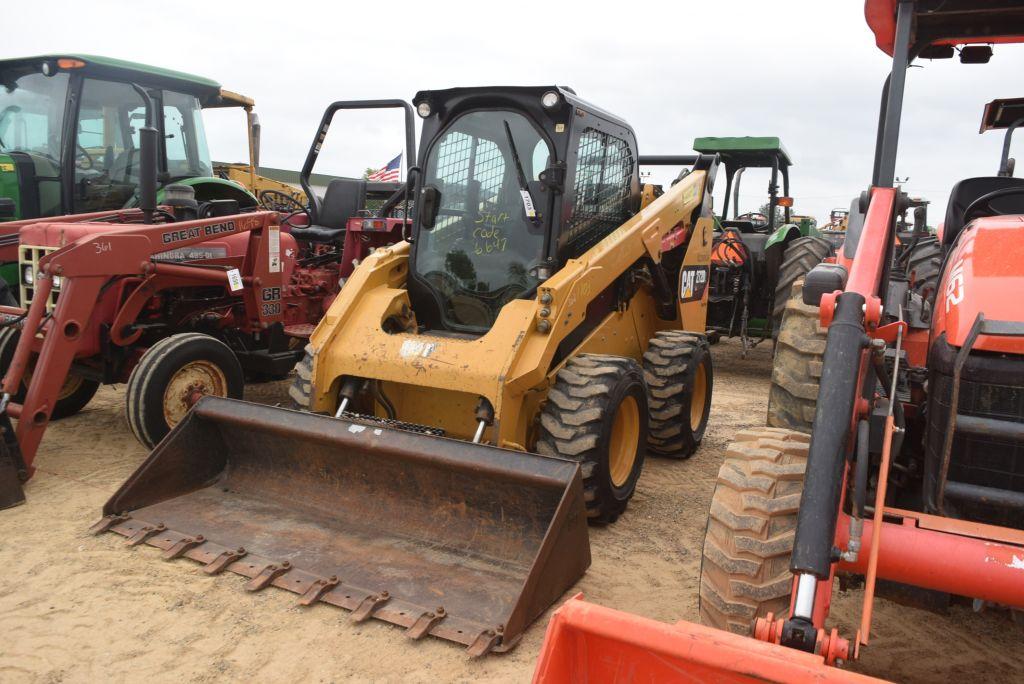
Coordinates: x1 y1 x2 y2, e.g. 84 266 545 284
0 54 251 108
692 136 792 167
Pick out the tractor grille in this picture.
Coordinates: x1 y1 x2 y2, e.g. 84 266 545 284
926 337 1024 529
19 245 60 312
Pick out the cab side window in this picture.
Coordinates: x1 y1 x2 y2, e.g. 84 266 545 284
565 128 633 256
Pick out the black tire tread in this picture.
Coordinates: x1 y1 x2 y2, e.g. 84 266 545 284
699 427 809 635
771 236 833 334
125 332 242 448
767 279 825 433
536 354 645 524
642 331 711 458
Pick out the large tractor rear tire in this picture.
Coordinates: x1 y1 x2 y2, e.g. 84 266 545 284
642 331 712 459
767 279 825 433
0 327 99 420
537 354 648 525
126 333 244 448
904 236 943 301
699 427 808 634
771 236 832 338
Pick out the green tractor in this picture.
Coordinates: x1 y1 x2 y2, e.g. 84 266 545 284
0 55 283 298
697 136 832 354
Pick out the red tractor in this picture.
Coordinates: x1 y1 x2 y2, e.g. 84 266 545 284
532 2 1024 681
0 98 414 509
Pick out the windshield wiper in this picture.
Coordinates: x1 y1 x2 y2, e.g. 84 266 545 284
503 120 538 223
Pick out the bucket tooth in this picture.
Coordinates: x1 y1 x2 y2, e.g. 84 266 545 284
162 534 205 560
126 523 165 546
203 547 247 575
467 628 502 658
298 575 339 606
246 561 292 591
351 591 390 622
407 607 446 640
96 397 591 654
89 513 130 535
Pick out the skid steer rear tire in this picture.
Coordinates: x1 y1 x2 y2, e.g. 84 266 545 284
537 355 648 525
642 331 712 459
767 279 825 433
0 327 99 420
771 236 832 338
126 333 244 448
699 427 808 635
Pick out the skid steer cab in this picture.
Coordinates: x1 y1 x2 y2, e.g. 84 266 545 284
94 85 720 656
0 95 417 510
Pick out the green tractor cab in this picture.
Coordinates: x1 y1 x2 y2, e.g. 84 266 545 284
0 54 260 222
694 136 831 354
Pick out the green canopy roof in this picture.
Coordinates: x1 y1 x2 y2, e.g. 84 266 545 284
692 136 792 167
0 55 237 107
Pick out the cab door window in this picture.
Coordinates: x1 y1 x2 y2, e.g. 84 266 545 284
73 79 147 212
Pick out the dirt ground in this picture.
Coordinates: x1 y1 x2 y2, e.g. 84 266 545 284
1 339 1020 683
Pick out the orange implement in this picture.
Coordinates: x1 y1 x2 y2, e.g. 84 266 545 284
532 595 888 684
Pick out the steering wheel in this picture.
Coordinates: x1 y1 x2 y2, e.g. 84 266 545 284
75 144 94 171
961 187 1024 226
259 189 308 214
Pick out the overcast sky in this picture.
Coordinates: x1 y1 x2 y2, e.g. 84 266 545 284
8 0 1023 223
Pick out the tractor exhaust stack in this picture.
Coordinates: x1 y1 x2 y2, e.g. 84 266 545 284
94 397 590 656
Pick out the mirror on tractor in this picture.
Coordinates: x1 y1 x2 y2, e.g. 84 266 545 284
418 184 440 229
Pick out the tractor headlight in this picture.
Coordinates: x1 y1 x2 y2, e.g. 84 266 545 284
51 275 61 289
541 91 560 108
416 102 431 118
22 265 34 286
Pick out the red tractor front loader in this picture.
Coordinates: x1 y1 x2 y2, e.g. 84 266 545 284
533 2 1024 681
0 97 415 509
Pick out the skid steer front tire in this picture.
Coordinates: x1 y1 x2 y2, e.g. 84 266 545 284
126 333 244 448
537 355 648 525
699 427 808 635
643 331 712 459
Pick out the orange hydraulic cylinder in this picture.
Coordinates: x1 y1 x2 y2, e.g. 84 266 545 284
837 512 1024 609
532 594 886 684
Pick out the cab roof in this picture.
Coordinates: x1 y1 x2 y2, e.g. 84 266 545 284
692 136 792 167
865 0 1024 57
0 54 252 108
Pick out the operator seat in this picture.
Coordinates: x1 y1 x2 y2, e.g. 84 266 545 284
943 176 1024 246
291 178 367 243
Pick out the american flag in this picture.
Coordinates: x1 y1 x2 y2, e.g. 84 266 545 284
367 154 402 182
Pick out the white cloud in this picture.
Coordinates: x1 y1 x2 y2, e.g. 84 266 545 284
7 0 1022 224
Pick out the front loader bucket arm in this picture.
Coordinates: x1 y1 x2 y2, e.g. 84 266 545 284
96 397 590 655
532 596 887 683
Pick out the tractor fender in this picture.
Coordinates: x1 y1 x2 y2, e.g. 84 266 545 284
159 176 259 208
932 216 1024 354
764 223 803 251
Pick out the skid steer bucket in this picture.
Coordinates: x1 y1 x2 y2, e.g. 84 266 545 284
93 397 590 656
532 596 887 683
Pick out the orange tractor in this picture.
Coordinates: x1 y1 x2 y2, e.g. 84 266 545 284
533 2 1024 681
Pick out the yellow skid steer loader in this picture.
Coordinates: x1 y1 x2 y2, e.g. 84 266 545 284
94 86 719 655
